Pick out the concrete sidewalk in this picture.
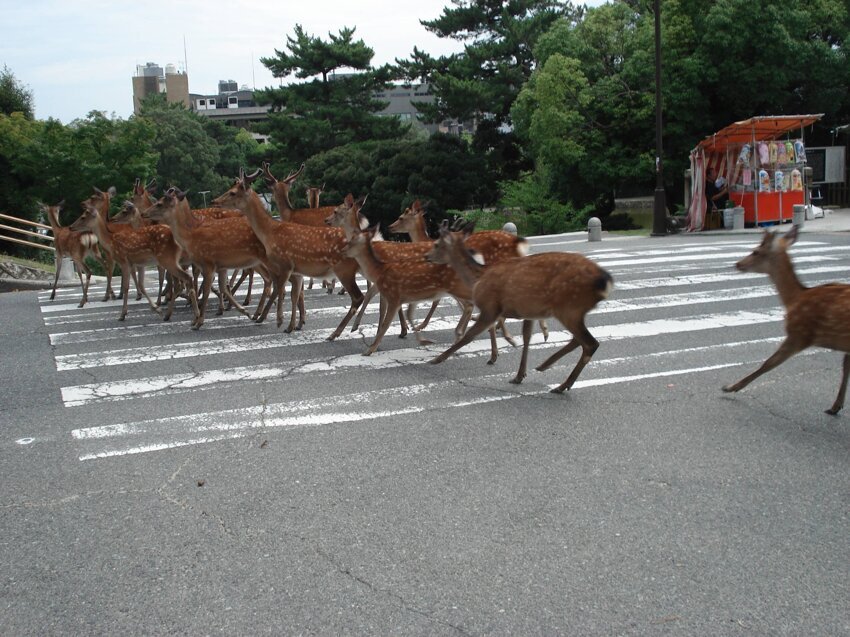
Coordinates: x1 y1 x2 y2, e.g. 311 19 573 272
697 206 850 235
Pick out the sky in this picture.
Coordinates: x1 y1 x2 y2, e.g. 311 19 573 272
1 0 602 124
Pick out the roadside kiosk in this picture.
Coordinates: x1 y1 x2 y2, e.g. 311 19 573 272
686 115 823 231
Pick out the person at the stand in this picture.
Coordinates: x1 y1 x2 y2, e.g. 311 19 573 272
705 166 729 210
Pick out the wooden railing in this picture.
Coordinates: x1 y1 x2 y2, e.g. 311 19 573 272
0 213 55 252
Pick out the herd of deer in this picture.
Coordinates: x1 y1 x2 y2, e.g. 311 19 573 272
41 165 850 414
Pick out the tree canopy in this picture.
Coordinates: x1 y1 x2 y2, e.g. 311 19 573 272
0 65 34 120
255 25 407 165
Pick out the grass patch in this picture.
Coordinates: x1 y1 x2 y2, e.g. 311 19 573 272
1 252 55 273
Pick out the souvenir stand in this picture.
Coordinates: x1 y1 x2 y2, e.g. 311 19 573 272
687 115 823 231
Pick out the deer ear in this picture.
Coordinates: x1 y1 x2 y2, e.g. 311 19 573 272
344 193 354 206
784 224 799 246
463 220 476 236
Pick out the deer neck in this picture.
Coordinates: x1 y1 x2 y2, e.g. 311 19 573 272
770 251 806 307
448 244 484 289
272 184 294 220
93 208 114 253
409 216 430 242
351 238 385 282
237 189 278 242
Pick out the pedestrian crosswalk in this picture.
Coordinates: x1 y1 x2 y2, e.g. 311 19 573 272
39 234 850 461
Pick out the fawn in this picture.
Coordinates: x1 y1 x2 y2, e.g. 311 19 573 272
723 225 850 415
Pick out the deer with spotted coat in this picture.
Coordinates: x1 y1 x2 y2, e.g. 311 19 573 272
723 225 850 414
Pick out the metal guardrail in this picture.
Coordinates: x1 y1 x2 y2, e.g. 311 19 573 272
0 212 55 252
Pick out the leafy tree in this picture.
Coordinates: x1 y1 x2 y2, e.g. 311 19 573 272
397 1 584 179
138 95 232 205
297 134 497 231
0 65 34 119
511 0 850 223
256 25 406 165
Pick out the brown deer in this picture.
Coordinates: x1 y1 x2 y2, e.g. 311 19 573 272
70 201 199 323
210 171 364 339
142 188 278 330
723 225 850 415
326 195 455 343
429 227 613 392
340 224 496 357
41 201 104 308
261 162 338 227
388 202 546 341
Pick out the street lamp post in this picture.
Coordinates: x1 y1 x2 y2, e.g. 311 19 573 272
651 0 668 237
198 190 210 207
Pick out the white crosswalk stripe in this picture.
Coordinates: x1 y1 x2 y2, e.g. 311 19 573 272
38 236 850 460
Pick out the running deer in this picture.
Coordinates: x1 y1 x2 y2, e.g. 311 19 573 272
70 201 199 323
429 227 613 392
341 225 494 356
723 225 850 415
142 188 277 330
41 201 104 307
325 195 453 343
389 203 547 341
210 171 364 339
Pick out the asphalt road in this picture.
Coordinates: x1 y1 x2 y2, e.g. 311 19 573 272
1 228 848 635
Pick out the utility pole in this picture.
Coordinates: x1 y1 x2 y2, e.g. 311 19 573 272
651 0 668 237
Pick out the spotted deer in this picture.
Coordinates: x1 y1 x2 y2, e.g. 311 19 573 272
388 202 546 342
325 195 459 343
210 171 364 339
142 189 278 330
41 201 104 308
429 225 613 392
723 225 850 414
70 201 199 323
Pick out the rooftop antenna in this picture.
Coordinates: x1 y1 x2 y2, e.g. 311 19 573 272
251 50 256 90
183 35 188 74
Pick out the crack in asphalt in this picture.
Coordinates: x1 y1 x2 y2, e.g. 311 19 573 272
312 542 473 636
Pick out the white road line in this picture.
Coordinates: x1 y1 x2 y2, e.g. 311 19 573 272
71 361 755 461
54 305 786 371
61 336 787 407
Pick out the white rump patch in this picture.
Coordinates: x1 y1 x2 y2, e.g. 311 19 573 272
470 250 486 265
81 234 98 247
516 239 529 257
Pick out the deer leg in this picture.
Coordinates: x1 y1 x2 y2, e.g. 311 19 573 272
80 263 92 308
431 312 498 364
244 269 254 306
49 254 63 301
487 325 499 365
283 274 303 332
547 320 599 394
156 266 165 306
129 263 161 317
826 353 850 415
118 265 131 321
365 296 400 356
102 252 117 301
415 300 440 331
509 320 535 384
351 284 378 332
134 265 145 301
723 339 803 395
539 320 549 341
497 319 518 347
328 265 363 340
192 267 214 330
453 300 474 340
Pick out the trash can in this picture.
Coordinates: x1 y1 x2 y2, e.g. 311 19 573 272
723 208 734 229
732 206 745 230
587 217 602 242
792 204 806 228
